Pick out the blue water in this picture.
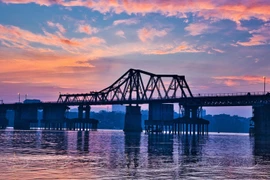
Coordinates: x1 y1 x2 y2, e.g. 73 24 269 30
0 130 270 179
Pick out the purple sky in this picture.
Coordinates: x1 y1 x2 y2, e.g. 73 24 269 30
0 0 269 117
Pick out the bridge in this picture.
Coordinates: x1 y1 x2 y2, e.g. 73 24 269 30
0 69 270 135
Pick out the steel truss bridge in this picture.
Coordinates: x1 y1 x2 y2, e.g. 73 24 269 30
1 68 270 135
56 69 270 107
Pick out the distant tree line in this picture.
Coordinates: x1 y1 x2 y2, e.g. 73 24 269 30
204 114 250 133
4 110 251 133
67 110 250 132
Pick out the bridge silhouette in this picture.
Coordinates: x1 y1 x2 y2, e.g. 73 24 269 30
57 69 269 106
0 69 270 135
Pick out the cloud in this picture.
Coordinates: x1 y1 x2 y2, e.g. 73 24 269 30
212 48 225 53
213 75 269 87
224 79 239 87
237 34 268 46
235 23 248 31
185 22 211 36
113 18 139 26
0 24 105 53
0 23 205 65
2 0 270 23
115 30 126 38
237 24 270 46
143 42 204 55
47 21 66 34
254 58 259 63
77 24 99 35
137 27 168 42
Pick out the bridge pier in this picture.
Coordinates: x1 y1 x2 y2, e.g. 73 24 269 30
0 107 8 129
173 105 209 135
66 105 98 131
14 105 38 130
144 104 209 135
42 104 67 130
124 105 142 132
144 103 174 133
253 105 270 136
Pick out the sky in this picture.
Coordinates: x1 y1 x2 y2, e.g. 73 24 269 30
0 0 269 117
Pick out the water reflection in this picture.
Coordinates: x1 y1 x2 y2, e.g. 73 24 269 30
180 135 204 164
254 135 270 164
147 134 174 166
1 130 270 179
76 131 90 153
0 130 69 155
124 133 141 168
40 131 68 155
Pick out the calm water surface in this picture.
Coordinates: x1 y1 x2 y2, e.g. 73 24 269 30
0 130 270 179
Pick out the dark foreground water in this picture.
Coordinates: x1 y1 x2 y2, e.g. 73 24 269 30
0 130 270 179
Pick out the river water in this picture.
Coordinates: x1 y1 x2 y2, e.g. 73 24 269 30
0 130 270 179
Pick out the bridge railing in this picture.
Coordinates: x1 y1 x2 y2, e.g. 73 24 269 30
40 92 268 104
193 91 266 97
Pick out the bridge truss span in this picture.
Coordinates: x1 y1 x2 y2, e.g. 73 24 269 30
57 69 193 104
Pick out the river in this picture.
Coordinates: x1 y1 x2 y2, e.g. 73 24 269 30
0 130 269 179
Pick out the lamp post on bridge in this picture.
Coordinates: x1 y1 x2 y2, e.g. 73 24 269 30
263 76 266 95
18 93 20 103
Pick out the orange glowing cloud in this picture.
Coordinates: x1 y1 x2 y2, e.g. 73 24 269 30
0 24 106 53
213 75 269 86
0 47 101 98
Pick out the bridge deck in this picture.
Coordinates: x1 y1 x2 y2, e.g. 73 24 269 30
1 92 269 108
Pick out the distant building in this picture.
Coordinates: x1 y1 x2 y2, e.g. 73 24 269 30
23 99 41 103
201 109 206 117
112 105 126 113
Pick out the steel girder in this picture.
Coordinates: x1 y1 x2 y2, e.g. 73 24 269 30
57 69 193 104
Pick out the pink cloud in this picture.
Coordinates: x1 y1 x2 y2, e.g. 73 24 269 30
115 30 126 38
237 35 268 46
0 24 105 53
137 27 168 42
223 80 239 87
185 22 211 36
77 24 99 35
237 24 270 46
47 21 66 34
213 75 269 87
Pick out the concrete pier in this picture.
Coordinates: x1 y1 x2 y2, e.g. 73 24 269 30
66 105 98 131
253 105 270 136
124 106 142 132
14 105 38 130
28 104 98 131
0 107 8 129
145 103 174 133
145 105 209 135
145 118 209 135
42 104 67 130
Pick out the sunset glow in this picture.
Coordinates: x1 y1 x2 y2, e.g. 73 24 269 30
0 0 269 103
